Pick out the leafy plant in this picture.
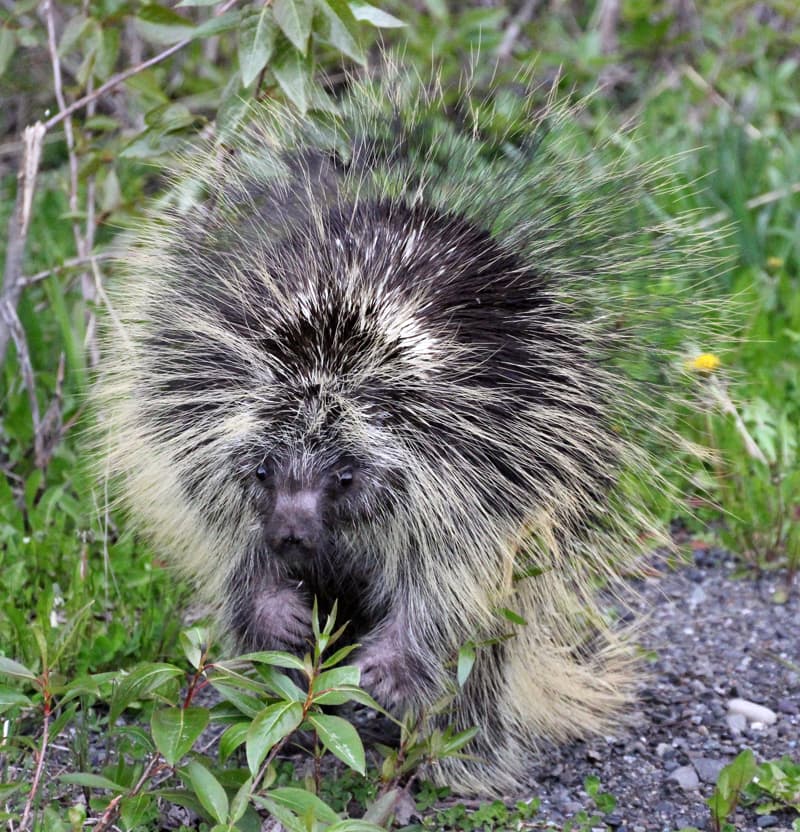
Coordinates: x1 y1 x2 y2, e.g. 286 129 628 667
706 749 760 832
0 601 482 829
703 749 800 832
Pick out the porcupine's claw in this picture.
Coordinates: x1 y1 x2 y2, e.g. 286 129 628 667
249 582 312 653
355 615 439 712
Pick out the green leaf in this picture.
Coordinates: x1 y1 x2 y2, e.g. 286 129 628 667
307 712 365 775
274 0 313 54
109 663 184 722
191 10 242 40
185 760 228 824
151 707 210 766
208 680 267 718
0 657 36 682
238 650 307 671
723 749 758 792
84 115 120 132
218 721 249 763
457 643 476 688
0 686 32 711
95 26 120 79
238 9 276 87
0 28 15 78
312 665 359 694
229 775 254 824
497 607 528 627
311 666 365 706
57 14 88 56
321 643 359 668
246 701 304 773
314 0 365 64
440 725 479 755
268 787 340 823
329 821 388 832
152 788 205 817
135 4 195 45
348 1 405 28
58 773 127 792
120 794 153 829
255 665 307 701
179 627 208 670
251 795 307 832
271 37 310 113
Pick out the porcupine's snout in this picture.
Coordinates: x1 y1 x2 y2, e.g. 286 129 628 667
265 488 324 563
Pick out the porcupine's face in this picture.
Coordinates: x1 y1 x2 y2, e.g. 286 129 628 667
247 451 366 567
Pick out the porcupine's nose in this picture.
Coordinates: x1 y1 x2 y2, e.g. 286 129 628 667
267 489 323 558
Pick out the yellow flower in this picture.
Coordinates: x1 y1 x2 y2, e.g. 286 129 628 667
766 256 783 269
687 352 721 373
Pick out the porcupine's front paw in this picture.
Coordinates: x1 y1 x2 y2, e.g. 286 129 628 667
249 584 312 653
356 630 438 712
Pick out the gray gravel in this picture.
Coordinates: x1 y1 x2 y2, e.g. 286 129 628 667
512 546 800 831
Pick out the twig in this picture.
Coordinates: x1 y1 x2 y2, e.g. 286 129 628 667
497 0 540 63
93 755 165 832
595 0 620 55
45 0 101 365
18 692 50 831
4 299 43 468
21 253 113 287
709 379 769 467
42 0 239 133
682 64 762 140
694 182 800 231
0 123 46 367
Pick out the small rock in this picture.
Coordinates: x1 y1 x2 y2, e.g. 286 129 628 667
390 790 419 826
655 742 673 758
691 756 727 784
727 713 747 735
777 697 799 715
728 698 778 725
605 813 623 828
667 765 699 790
756 815 778 828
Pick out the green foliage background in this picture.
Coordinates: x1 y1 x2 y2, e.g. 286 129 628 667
0 0 798 828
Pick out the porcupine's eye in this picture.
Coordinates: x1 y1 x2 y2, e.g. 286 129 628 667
337 467 354 488
255 461 272 483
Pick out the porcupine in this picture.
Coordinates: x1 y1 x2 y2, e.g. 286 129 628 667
96 72 714 793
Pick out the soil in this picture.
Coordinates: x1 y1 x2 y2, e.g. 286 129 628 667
479 545 800 832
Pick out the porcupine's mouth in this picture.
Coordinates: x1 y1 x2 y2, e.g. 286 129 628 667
271 537 317 568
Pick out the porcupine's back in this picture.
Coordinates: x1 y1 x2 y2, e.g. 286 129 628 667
97 75 717 787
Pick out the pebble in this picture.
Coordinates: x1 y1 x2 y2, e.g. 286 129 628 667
667 765 699 790
727 713 747 735
513 556 799 831
756 816 778 828
728 698 778 725
690 756 727 784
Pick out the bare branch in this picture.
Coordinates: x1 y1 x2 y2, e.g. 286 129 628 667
4 301 43 468
497 0 541 64
0 123 46 366
21 253 114 287
42 0 239 132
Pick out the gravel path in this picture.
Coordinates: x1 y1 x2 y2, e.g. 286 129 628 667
512 547 800 831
